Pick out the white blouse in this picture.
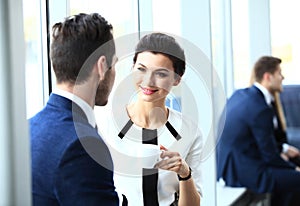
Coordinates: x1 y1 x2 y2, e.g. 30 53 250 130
96 108 203 206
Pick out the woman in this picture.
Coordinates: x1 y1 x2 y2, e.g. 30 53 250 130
98 33 202 206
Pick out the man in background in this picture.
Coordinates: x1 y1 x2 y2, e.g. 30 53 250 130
30 13 119 205
217 56 300 205
248 60 300 166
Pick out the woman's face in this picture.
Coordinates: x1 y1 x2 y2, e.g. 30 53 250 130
132 51 180 103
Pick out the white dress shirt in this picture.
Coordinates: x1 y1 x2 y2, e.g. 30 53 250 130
254 82 289 153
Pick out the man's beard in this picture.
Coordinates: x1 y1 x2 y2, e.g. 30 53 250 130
95 87 108 106
95 69 114 106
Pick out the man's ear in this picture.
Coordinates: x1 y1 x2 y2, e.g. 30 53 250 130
173 76 181 86
263 72 272 82
96 56 108 80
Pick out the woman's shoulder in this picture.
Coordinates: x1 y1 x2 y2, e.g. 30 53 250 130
168 108 199 126
167 108 202 139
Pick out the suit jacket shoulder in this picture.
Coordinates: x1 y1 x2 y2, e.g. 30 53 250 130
30 94 119 206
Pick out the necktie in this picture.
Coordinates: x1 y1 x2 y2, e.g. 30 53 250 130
271 101 288 149
271 101 279 129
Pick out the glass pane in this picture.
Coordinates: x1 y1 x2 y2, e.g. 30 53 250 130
69 0 138 38
270 0 300 85
152 0 181 35
23 0 45 118
231 0 250 89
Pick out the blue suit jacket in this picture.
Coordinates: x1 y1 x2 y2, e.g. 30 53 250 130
217 86 295 193
30 94 119 206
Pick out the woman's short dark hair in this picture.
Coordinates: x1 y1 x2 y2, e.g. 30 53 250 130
254 56 282 83
133 33 186 77
51 13 115 84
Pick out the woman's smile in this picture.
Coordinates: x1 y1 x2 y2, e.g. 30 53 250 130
140 86 159 95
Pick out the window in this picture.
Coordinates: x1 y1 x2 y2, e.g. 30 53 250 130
270 0 300 85
23 0 47 118
231 0 251 89
69 0 138 38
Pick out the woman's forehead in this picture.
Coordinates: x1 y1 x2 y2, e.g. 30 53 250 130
135 52 174 71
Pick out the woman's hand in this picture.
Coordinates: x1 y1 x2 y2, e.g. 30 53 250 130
156 146 200 206
154 149 190 177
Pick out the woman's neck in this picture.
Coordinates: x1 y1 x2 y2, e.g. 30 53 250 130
127 99 169 129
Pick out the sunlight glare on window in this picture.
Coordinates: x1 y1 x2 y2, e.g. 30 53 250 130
270 0 300 85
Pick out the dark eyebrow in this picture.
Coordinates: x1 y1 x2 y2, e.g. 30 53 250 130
155 68 170 73
137 63 170 72
137 63 147 68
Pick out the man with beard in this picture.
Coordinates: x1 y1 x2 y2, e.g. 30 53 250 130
217 56 300 206
30 13 119 206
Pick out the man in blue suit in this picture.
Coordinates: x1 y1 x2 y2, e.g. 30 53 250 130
217 56 300 205
30 13 119 205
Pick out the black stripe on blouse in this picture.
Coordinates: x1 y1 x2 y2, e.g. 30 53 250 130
165 121 182 141
118 119 133 139
142 128 159 206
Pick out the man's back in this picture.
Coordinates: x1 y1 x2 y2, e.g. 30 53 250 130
30 94 119 206
217 56 300 205
217 86 293 193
